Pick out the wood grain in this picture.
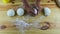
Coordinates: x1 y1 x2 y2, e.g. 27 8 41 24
0 0 60 34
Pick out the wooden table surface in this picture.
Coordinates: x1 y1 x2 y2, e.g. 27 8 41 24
0 0 60 34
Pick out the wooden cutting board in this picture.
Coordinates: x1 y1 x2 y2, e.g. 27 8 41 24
0 0 60 34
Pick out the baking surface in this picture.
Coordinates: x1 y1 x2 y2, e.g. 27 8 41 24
0 0 60 34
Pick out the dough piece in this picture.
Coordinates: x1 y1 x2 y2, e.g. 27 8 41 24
7 9 15 17
17 8 24 16
44 7 51 16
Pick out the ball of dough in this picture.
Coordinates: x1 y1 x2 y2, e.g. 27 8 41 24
7 9 15 17
44 7 51 16
17 8 24 16
34 9 38 15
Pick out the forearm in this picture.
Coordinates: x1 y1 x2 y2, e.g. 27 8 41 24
36 0 41 8
22 0 31 8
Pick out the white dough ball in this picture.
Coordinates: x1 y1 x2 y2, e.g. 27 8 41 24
7 9 15 17
34 9 38 15
44 7 51 16
17 8 24 16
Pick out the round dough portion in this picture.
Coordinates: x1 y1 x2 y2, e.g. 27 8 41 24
17 8 24 16
44 7 51 16
7 9 15 17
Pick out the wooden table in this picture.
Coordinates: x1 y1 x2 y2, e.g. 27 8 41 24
0 0 60 34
